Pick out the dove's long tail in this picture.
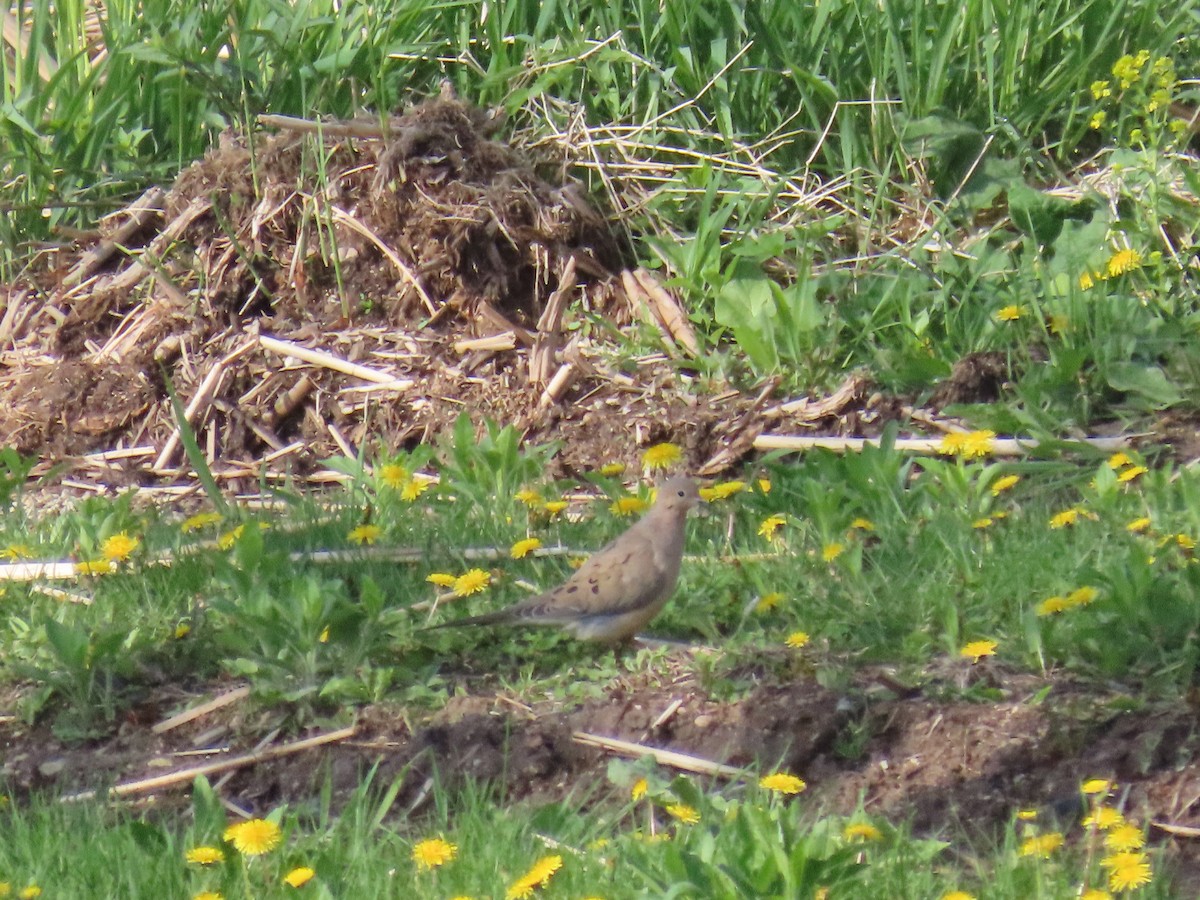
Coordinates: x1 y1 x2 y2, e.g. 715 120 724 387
421 609 515 630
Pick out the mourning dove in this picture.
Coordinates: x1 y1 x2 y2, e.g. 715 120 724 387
427 476 700 643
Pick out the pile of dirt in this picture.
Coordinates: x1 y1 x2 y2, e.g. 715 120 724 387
0 89 792 491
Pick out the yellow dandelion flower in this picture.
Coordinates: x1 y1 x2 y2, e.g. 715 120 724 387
758 515 787 541
1091 79 1112 99
101 532 139 562
972 518 994 530
960 640 997 662
1079 270 1098 290
1090 110 1107 129
17 888 39 900
991 474 1020 495
1117 465 1147 483
1019 832 1064 857
506 854 563 899
380 463 408 489
510 537 542 559
755 592 784 613
75 558 115 576
347 524 381 545
821 542 845 562
1106 249 1142 277
1177 533 1196 550
453 568 490 596
401 477 431 502
939 432 967 455
610 496 648 516
631 778 648 801
1037 596 1071 616
318 625 330 643
223 818 283 856
759 772 807 795
185 846 226 865
1082 779 1114 795
599 462 626 477
0 543 31 560
283 866 315 887
996 305 1023 322
181 512 222 533
1126 517 1151 533
1103 851 1152 891
192 893 222 900
1105 823 1145 852
217 524 245 550
665 804 700 825
757 478 772 494
542 500 568 516
411 837 457 871
641 442 682 471
515 489 544 507
1080 890 1112 900
174 623 191 639
1049 508 1081 529
1066 585 1099 606
850 517 875 531
843 822 882 842
699 480 746 502
785 631 810 649
1108 452 1133 469
1048 313 1070 334
1016 809 1038 821
426 572 456 588
941 893 976 900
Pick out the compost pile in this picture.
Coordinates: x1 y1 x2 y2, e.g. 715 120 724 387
0 91 777 492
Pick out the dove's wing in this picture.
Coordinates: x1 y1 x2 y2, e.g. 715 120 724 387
506 524 672 623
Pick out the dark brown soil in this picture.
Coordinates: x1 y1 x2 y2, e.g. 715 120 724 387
5 663 1200 887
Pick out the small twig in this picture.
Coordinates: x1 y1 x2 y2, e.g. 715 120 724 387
62 725 357 802
328 206 437 315
631 267 699 356
572 731 745 779
259 334 409 386
63 187 165 288
753 434 1134 456
154 337 258 471
153 686 251 735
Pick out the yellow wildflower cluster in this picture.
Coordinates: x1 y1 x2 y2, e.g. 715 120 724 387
1036 585 1099 617
426 568 491 596
938 430 996 458
1089 49 1183 147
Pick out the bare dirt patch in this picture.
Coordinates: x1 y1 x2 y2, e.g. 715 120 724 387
5 665 1200 885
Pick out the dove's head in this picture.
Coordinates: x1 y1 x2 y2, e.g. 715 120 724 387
654 476 701 514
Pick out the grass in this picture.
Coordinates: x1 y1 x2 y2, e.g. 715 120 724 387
3 0 1200 897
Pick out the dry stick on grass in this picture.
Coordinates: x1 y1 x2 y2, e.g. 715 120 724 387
153 685 251 735
572 731 745 780
62 725 357 803
753 434 1135 455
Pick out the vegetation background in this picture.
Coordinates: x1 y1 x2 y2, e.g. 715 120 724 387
1 0 1199 897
